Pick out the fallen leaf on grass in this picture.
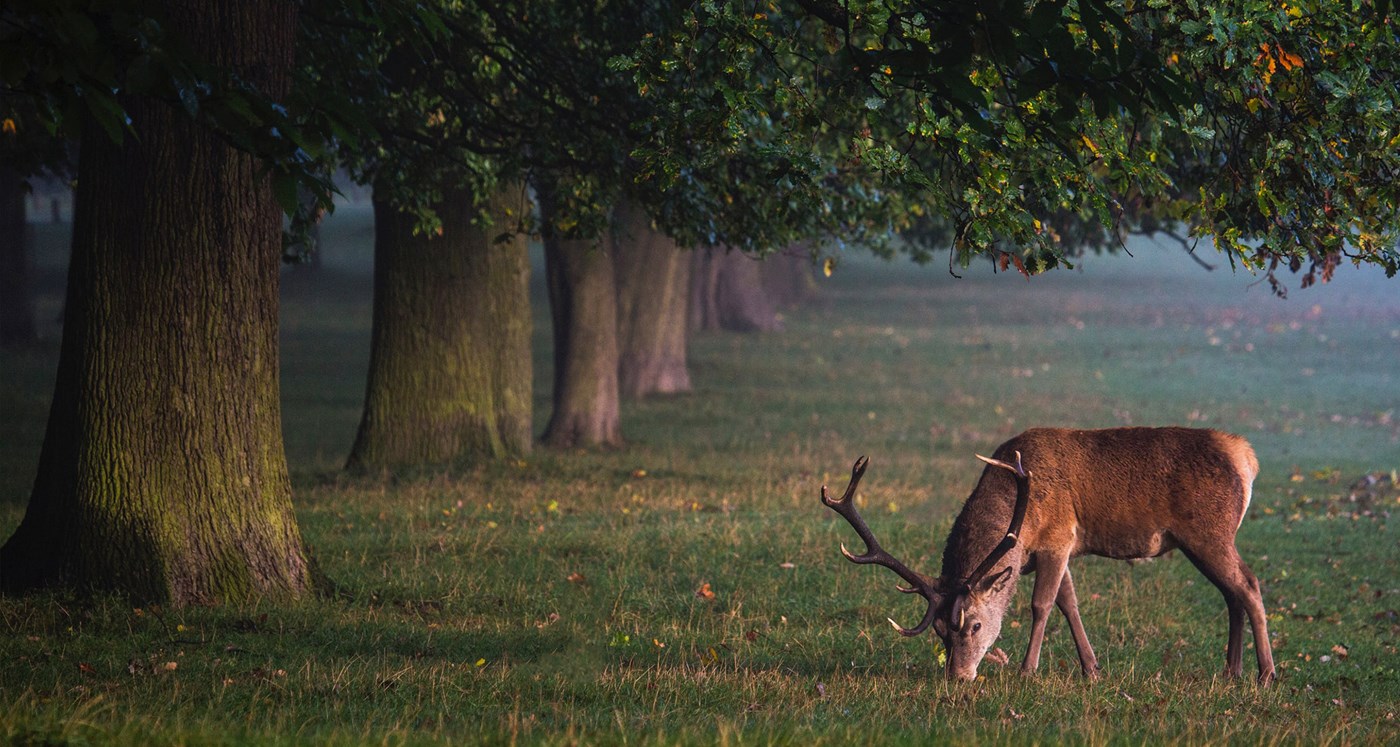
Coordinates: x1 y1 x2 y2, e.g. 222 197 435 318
778 562 796 569
695 582 715 599
78 662 96 675
566 572 586 584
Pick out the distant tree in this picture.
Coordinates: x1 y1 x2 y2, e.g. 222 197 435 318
0 164 35 346
689 248 783 333
613 199 692 398
346 184 532 471
0 93 72 348
537 177 624 448
313 4 538 472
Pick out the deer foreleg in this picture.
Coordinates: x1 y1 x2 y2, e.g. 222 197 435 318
1021 551 1070 675
1054 568 1100 679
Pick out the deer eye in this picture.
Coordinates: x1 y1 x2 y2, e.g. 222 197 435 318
972 622 982 634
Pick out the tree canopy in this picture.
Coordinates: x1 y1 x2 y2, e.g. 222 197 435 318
4 0 1397 282
621 0 1400 287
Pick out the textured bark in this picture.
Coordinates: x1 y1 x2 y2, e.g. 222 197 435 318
0 166 37 346
689 246 782 332
0 0 310 605
346 185 532 472
612 200 691 399
540 195 622 449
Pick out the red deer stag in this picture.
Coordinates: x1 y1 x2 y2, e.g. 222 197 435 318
821 427 1275 684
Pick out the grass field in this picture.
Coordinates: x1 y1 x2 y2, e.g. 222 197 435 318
2 207 1397 745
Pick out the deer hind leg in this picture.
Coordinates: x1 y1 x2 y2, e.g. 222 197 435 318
1181 542 1276 686
1055 568 1100 678
1021 550 1071 675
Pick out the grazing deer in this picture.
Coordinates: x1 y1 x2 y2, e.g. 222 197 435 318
821 427 1275 685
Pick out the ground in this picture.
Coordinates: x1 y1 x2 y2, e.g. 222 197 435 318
1 207 1397 744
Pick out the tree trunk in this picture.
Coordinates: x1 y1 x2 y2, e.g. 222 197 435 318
760 245 818 309
540 194 622 449
612 200 691 398
688 246 783 332
0 166 37 347
0 0 310 605
346 185 532 472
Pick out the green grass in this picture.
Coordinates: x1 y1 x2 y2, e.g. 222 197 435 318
2 210 1397 745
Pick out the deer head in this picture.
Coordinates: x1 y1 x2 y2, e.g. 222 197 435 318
821 453 1032 681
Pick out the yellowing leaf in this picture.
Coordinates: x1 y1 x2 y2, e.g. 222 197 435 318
1 118 15 135
823 257 836 277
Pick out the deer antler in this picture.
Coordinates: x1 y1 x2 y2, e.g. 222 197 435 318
961 450 1033 592
821 456 941 636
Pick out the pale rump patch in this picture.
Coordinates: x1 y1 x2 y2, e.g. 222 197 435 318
1214 431 1260 529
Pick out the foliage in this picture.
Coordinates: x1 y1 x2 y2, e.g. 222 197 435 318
9 2 1395 284
623 1 1400 286
1154 0 1400 289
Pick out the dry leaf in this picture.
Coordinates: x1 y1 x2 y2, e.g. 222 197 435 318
566 572 585 583
695 582 715 599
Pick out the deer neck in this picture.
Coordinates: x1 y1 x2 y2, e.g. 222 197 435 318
940 481 1025 589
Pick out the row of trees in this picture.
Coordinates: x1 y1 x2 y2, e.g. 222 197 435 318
1 0 1396 605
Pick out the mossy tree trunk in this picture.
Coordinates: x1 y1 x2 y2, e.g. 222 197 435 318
612 200 691 399
0 0 310 605
540 193 622 449
346 185 532 472
689 246 783 333
0 166 37 347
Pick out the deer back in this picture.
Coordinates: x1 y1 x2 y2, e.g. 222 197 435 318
948 427 1259 570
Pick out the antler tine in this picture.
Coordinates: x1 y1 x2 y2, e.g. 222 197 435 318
821 456 939 636
963 450 1034 590
889 597 939 637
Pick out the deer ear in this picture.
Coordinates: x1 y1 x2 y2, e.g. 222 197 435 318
973 566 1013 596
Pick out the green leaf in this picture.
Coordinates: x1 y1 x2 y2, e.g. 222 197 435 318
83 89 129 144
271 171 300 216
